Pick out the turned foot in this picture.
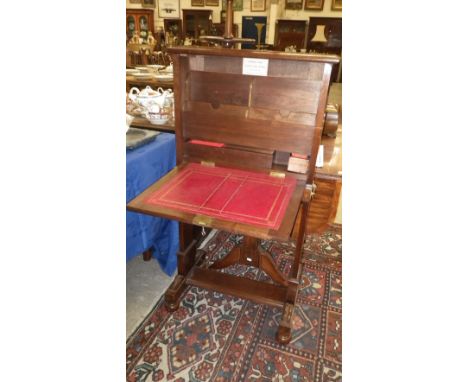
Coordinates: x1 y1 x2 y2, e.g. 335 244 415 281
164 275 186 312
276 302 295 344
142 248 153 261
276 325 292 344
164 297 180 312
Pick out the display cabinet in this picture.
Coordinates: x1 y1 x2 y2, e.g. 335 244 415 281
126 9 155 42
164 19 182 39
274 20 307 51
211 22 239 38
182 9 213 39
306 17 342 82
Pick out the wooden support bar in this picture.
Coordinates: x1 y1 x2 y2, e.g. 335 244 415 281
187 267 287 308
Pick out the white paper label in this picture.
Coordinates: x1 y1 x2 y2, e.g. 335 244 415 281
315 145 324 168
242 58 269 76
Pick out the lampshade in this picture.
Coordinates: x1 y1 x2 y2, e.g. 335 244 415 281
312 25 327 43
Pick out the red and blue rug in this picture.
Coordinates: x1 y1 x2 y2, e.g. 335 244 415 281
126 225 342 381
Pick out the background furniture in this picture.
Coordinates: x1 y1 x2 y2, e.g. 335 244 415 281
126 133 179 275
182 9 213 39
164 19 183 43
211 22 238 38
306 17 342 82
126 9 155 42
241 16 267 49
295 126 342 236
274 19 307 51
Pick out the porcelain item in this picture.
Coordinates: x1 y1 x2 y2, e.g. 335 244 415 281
135 66 150 72
128 86 166 109
147 64 165 71
144 103 169 125
126 113 134 133
132 73 153 78
154 74 173 81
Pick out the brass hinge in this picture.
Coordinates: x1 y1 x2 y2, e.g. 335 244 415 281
303 183 317 202
269 171 286 179
201 160 215 167
193 215 213 227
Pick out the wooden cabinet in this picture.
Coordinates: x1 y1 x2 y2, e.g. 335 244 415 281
164 19 183 43
126 9 155 42
306 17 342 82
211 22 238 38
182 9 212 39
274 20 307 51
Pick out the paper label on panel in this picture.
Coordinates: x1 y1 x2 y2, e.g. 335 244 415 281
242 58 269 76
315 145 324 168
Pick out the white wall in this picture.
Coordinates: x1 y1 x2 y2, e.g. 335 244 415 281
126 0 341 42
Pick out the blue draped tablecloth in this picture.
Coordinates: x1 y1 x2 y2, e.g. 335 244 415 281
126 132 178 275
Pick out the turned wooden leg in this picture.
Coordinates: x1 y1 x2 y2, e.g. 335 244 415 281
164 223 199 311
276 302 294 344
276 272 301 344
165 275 186 312
142 248 153 261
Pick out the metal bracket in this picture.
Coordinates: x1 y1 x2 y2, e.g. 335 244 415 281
270 171 286 179
201 160 215 167
303 183 317 202
193 215 213 227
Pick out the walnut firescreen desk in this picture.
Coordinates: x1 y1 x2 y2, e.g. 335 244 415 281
127 47 339 344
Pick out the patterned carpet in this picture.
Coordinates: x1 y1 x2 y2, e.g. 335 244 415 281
126 225 342 382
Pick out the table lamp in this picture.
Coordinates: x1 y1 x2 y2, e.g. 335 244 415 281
311 24 328 43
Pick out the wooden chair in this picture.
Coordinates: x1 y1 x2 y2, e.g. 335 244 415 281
127 47 339 344
148 51 172 66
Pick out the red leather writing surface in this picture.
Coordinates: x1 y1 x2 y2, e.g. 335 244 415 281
145 163 297 229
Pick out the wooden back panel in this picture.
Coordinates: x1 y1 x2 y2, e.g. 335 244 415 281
168 47 339 179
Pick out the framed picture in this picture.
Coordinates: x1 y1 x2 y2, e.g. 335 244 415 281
285 0 303 11
159 0 180 18
304 0 324 11
191 0 204 6
205 0 220 5
222 0 243 11
251 0 266 11
141 0 156 8
331 0 342 10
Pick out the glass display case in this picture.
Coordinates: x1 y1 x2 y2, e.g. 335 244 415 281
126 9 155 42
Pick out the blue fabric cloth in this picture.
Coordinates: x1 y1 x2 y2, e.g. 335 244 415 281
126 133 179 275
